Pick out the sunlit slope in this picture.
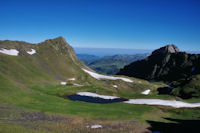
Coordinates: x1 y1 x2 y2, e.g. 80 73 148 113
0 37 87 85
0 37 163 98
1 37 200 133
0 37 166 123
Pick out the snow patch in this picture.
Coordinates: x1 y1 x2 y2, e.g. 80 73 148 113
73 91 200 108
77 92 119 99
86 124 102 129
124 99 200 108
60 82 67 85
27 49 36 55
112 85 118 88
141 89 150 95
68 78 75 81
73 83 84 87
82 68 133 82
0 49 19 56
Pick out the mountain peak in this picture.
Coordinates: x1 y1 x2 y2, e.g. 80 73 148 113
152 44 180 55
54 36 65 41
48 36 66 43
42 36 71 48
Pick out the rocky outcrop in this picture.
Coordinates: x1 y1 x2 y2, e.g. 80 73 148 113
152 45 180 55
117 45 200 82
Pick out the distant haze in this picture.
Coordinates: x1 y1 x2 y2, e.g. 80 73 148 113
74 47 152 57
74 47 200 57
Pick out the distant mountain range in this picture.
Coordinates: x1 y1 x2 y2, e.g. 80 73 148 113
74 47 200 57
76 54 100 65
77 54 149 74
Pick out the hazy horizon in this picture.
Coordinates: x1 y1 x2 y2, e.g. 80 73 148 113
74 47 200 57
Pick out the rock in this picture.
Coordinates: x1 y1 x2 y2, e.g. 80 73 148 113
152 45 180 55
117 45 200 82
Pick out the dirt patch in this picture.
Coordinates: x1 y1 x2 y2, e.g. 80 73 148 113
17 112 72 122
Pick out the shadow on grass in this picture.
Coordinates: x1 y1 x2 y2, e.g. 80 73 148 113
147 118 200 133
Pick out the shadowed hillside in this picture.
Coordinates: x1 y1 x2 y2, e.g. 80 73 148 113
118 45 200 98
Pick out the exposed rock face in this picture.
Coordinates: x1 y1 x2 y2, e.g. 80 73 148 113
117 45 200 82
152 45 180 55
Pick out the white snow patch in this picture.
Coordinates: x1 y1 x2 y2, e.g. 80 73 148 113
141 89 150 95
27 49 36 55
82 68 133 82
60 82 67 85
73 91 200 108
77 92 119 99
73 83 84 87
68 78 75 81
124 99 200 108
112 85 118 88
86 124 102 129
0 49 19 56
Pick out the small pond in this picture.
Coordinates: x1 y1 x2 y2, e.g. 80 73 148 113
67 94 128 103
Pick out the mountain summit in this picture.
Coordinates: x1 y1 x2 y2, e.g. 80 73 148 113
117 45 200 82
152 44 180 55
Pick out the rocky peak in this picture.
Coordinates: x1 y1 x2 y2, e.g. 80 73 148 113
45 36 67 44
152 45 180 55
42 36 73 51
53 36 66 42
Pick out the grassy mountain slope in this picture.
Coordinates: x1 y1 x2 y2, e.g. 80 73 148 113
1 38 199 133
0 36 165 106
0 37 160 95
171 74 200 99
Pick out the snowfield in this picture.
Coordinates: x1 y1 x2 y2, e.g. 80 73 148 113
124 99 200 108
77 92 119 99
73 83 84 87
68 78 75 81
60 82 67 85
141 89 150 95
0 49 19 56
86 124 102 129
75 92 200 108
112 85 118 88
27 49 36 55
82 68 133 82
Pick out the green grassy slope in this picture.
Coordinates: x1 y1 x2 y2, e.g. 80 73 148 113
0 37 199 133
171 74 200 99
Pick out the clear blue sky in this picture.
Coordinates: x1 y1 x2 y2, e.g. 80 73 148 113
0 0 199 51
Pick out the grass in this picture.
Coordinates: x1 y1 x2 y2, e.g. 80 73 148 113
3 87 154 120
1 76 200 133
1 38 200 132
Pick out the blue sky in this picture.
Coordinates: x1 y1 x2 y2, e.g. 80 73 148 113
0 0 199 51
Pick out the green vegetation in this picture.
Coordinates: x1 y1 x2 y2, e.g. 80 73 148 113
171 74 200 99
78 54 148 74
0 38 200 132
